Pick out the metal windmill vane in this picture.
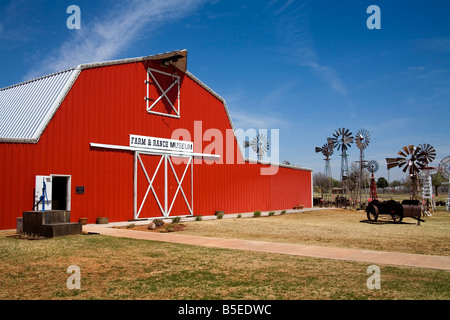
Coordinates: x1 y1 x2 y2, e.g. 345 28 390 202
386 144 436 199
315 138 334 179
367 160 379 174
355 128 370 150
331 128 353 183
244 134 270 160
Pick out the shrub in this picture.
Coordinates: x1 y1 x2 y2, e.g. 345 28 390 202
172 216 181 224
237 214 242 219
253 211 261 218
269 211 275 216
126 223 135 229
280 210 286 215
215 210 224 219
165 224 174 232
195 215 202 221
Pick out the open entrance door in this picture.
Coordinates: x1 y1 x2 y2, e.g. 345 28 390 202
34 175 71 211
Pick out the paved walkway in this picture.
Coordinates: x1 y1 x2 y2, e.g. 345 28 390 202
83 223 450 271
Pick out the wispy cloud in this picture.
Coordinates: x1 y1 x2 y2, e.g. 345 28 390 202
230 110 287 130
24 0 207 80
415 37 450 53
274 0 295 15
272 1 349 98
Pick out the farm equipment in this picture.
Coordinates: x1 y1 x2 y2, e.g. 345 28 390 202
366 199 424 224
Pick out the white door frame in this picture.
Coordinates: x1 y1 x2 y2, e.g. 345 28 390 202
35 174 71 211
134 152 193 220
51 174 71 211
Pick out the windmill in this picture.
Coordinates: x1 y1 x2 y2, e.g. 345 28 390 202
420 167 437 215
417 144 437 215
331 128 354 190
367 160 379 201
438 156 450 211
244 134 270 161
385 144 435 199
315 138 334 179
355 129 370 204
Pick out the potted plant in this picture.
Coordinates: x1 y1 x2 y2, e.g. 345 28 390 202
96 217 109 224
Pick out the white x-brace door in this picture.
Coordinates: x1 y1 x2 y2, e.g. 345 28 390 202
146 68 181 118
133 152 193 219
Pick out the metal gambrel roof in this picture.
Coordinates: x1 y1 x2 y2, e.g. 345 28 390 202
0 68 80 143
0 50 188 143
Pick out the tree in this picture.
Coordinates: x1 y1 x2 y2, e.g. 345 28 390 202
390 180 402 191
376 177 389 193
432 172 445 196
313 172 332 196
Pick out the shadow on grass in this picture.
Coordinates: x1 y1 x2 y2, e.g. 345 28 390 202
359 219 417 225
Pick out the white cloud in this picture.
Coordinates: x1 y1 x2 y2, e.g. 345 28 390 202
273 2 349 99
24 0 207 80
415 38 450 53
229 109 287 130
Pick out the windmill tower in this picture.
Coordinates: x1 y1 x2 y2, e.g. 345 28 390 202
420 167 437 215
418 144 437 216
315 138 334 179
355 129 370 205
331 128 354 192
438 156 450 211
367 160 379 201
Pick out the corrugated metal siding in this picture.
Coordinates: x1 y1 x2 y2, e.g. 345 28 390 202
0 69 80 142
0 60 311 230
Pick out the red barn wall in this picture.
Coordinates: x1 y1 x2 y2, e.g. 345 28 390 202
0 61 311 230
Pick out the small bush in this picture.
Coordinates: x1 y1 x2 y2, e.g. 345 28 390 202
165 224 174 232
253 211 261 218
280 210 286 215
237 214 242 219
215 210 224 219
269 211 275 216
126 223 135 229
172 216 181 224
195 215 202 221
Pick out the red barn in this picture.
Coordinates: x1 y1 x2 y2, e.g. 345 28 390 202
0 50 312 230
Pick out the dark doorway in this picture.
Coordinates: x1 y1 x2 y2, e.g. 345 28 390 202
52 176 68 210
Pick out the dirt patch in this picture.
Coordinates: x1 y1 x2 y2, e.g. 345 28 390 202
114 223 186 233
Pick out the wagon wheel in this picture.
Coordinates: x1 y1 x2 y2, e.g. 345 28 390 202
366 205 378 222
391 203 404 223
391 214 403 223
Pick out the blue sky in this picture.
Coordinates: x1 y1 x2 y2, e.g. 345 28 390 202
1 0 449 181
